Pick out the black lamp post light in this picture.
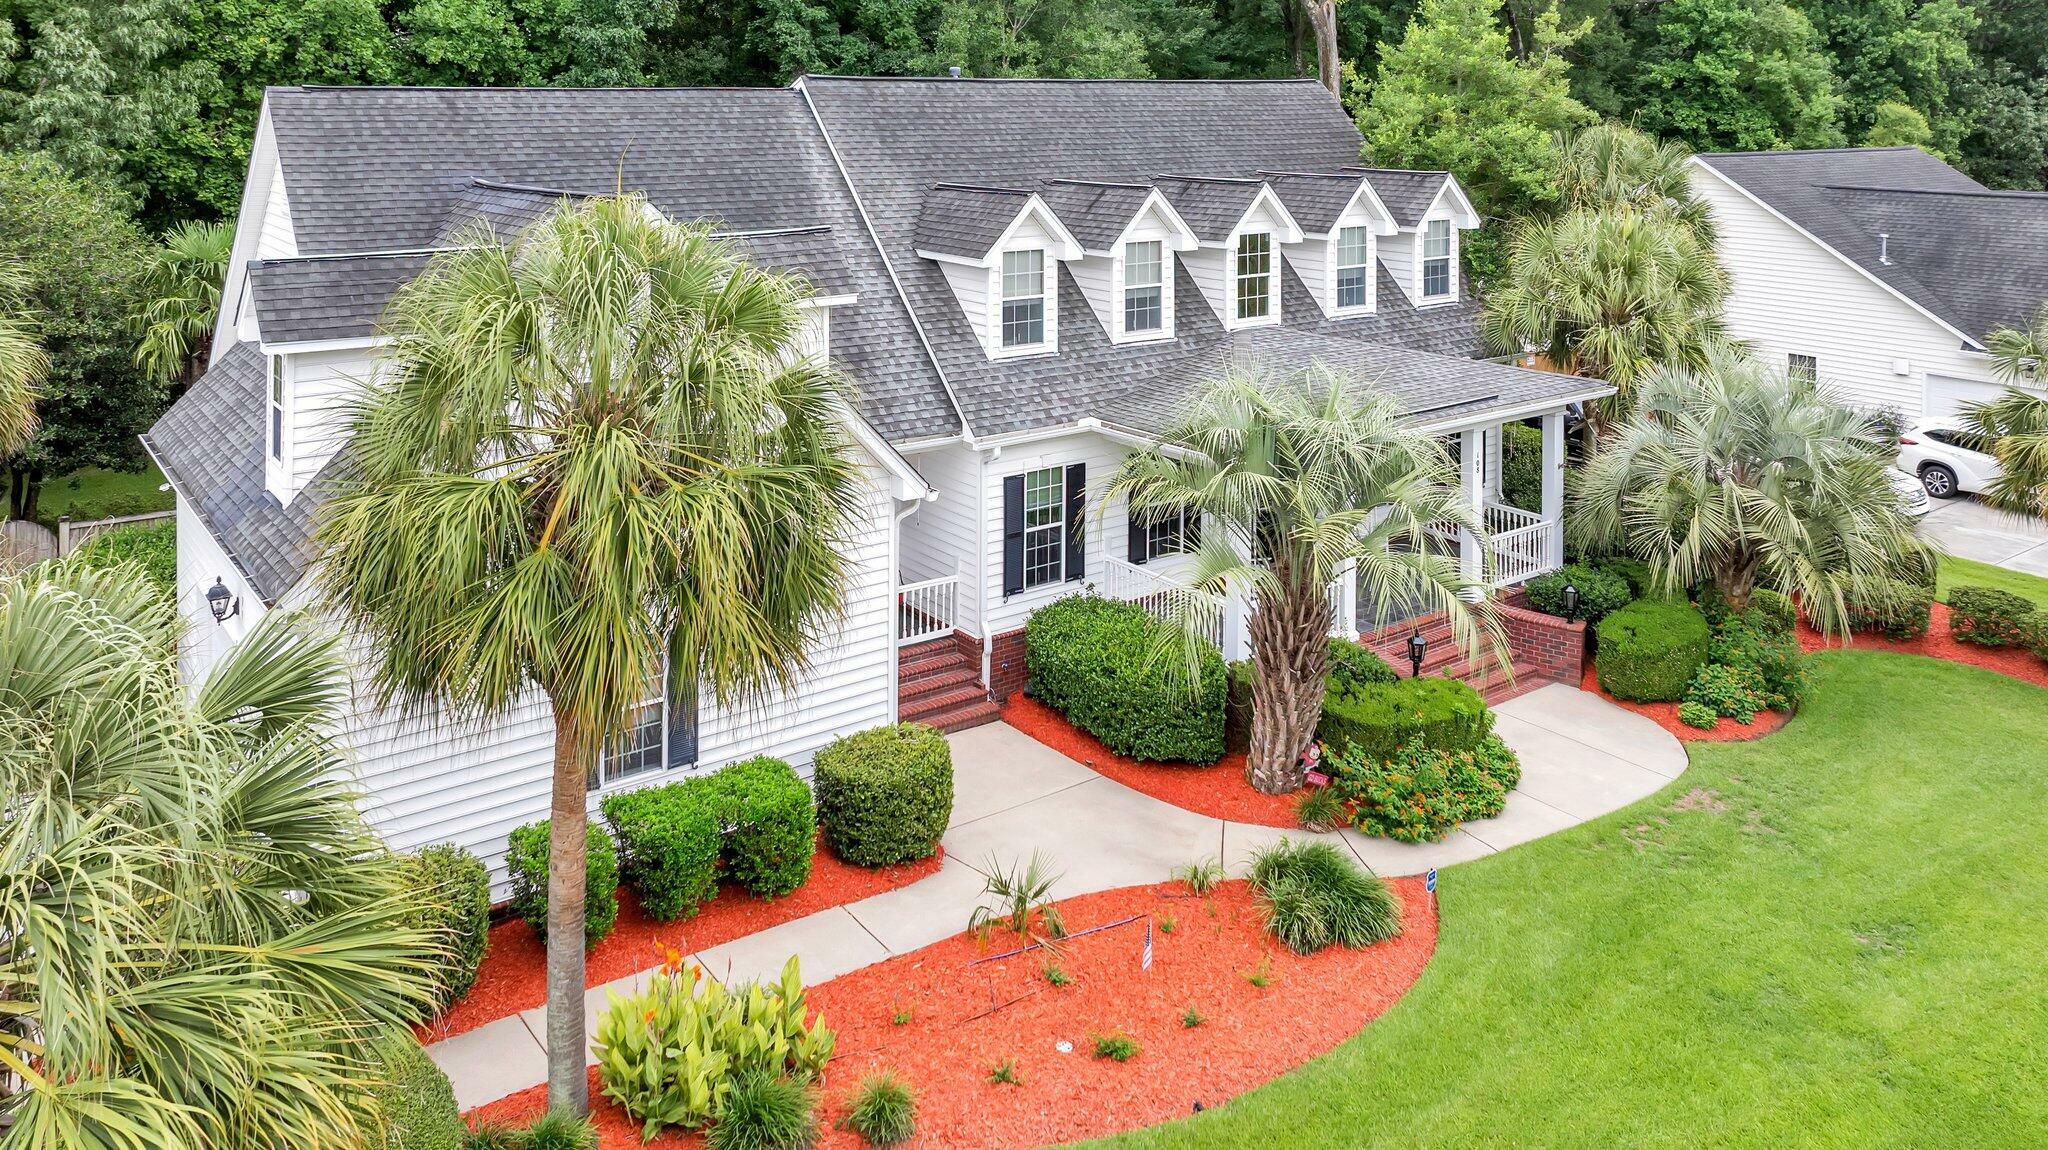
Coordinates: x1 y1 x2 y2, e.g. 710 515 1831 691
206 576 240 624
1562 582 1581 620
1407 627 1428 678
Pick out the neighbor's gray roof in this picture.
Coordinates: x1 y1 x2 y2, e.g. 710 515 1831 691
1343 168 1449 227
1259 171 1368 235
1035 180 1159 252
912 184 1036 261
248 251 437 344
1694 147 2048 345
142 342 322 604
264 84 955 441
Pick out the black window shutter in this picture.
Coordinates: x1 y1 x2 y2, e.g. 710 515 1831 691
1063 463 1085 581
1002 474 1026 596
1128 502 1149 565
1187 510 1203 553
665 656 698 769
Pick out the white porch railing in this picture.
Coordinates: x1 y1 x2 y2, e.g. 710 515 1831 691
1490 520 1557 587
896 575 959 646
1101 557 1228 651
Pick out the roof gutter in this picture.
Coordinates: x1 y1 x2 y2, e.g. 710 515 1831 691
137 433 274 608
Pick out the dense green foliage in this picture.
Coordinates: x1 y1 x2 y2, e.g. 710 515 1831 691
1327 636 1399 691
401 844 493 1015
603 756 818 919
601 783 722 921
706 1071 819 1150
1524 562 1632 623
841 1072 917 1148
1498 421 1543 511
1317 675 1493 761
507 821 621 941
1946 585 2036 646
1089 653 2048 1149
1846 578 1935 641
1246 838 1403 953
1594 599 1711 701
1025 594 1228 763
371 1035 467 1150
74 519 175 593
812 723 953 867
1327 734 1521 841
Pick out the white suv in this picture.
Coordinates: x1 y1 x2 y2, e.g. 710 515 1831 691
1897 420 2004 500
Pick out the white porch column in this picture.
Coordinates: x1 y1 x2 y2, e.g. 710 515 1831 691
1460 428 1487 598
1540 411 1567 570
1484 426 1504 500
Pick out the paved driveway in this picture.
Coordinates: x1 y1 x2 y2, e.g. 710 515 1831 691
1918 498 2048 576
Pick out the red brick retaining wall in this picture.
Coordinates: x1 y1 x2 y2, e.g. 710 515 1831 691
1497 591 1586 685
989 627 1029 703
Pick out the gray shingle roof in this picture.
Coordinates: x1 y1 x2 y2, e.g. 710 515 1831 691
1151 175 1268 243
265 84 955 442
1344 168 1448 227
1693 147 2048 344
724 227 860 299
248 251 436 344
1259 171 1367 235
142 342 322 603
912 184 1036 260
1035 180 1158 252
433 180 580 245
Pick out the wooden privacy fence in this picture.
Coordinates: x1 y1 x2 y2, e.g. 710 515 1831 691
56 509 175 556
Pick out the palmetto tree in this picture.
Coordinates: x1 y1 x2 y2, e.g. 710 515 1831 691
128 220 234 389
0 260 45 459
1556 122 1714 243
317 196 862 1113
1572 349 1928 632
1963 302 2048 516
1481 205 1729 444
1108 369 1498 795
0 560 436 1150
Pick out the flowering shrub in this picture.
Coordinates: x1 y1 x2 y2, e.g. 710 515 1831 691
1683 663 1767 723
1326 735 1521 843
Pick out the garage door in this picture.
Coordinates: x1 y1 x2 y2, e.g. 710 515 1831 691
1925 375 2030 421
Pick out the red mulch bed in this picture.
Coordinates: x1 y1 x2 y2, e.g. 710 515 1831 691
418 835 942 1043
1578 661 1791 743
468 877 1437 1149
1003 691 1302 827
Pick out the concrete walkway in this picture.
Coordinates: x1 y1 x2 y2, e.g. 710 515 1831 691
428 682 1685 1109
1919 498 2048 577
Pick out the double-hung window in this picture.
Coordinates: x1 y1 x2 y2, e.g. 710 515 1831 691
268 355 286 463
592 656 699 789
1421 219 1453 300
1335 226 1371 311
1123 240 1163 334
1022 466 1067 589
1000 249 1047 349
1139 507 1194 561
1234 232 1271 321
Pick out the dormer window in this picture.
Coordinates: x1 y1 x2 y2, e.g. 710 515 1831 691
268 354 286 463
1000 249 1047 349
1123 240 1164 334
1335 226 1372 311
1234 233 1272 321
1422 219 1454 300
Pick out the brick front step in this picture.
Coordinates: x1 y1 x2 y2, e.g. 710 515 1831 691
900 664 979 702
909 697 1003 732
896 633 1000 732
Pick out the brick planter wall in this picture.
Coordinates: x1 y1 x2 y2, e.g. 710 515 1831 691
989 627 1028 703
1498 589 1586 685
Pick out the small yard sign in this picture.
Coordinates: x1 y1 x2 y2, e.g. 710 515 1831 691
1425 868 1436 894
1142 918 1153 971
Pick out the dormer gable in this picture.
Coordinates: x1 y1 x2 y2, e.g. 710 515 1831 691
1038 180 1199 345
1261 171 1399 318
915 184 1084 359
1156 176 1304 331
1350 169 1480 308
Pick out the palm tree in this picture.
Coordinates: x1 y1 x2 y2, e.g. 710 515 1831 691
0 260 45 459
1572 348 1928 631
0 559 437 1149
128 220 234 390
1108 369 1499 795
316 196 862 1114
1963 302 2048 516
1481 205 1729 445
1556 122 1714 242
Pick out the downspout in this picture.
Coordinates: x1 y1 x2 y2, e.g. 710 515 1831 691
888 495 924 722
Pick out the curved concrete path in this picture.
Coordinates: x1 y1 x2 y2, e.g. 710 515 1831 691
429 682 1685 1109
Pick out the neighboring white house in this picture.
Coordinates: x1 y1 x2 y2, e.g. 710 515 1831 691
145 77 1602 891
1689 147 2048 421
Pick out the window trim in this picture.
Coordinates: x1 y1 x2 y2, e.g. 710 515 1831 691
1138 506 1195 562
591 654 699 791
1119 238 1168 340
995 247 1051 356
1020 465 1068 590
1232 231 1276 327
1419 218 1455 303
267 354 288 466
1332 225 1374 314
1788 353 1818 383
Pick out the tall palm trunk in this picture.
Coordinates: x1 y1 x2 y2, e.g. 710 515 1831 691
545 704 590 1114
1246 568 1335 794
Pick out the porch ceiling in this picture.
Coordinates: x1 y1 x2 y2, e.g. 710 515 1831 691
1088 327 1612 438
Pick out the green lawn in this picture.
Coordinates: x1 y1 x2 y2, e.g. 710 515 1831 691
4 463 172 527
1091 651 2048 1149
1938 552 2048 610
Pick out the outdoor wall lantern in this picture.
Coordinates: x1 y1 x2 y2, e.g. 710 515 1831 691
1562 583 1581 619
1407 628 1428 678
206 576 240 624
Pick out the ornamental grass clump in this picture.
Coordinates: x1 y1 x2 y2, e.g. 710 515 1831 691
840 1072 917 1148
968 850 1066 939
519 1112 599 1150
1246 838 1401 954
707 1072 818 1150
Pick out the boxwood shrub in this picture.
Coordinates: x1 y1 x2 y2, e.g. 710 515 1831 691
1948 586 2035 646
370 1035 467 1150
600 784 721 922
1316 676 1492 762
400 845 491 1015
704 756 816 898
1592 555 1657 600
1327 636 1397 691
1524 563 1633 623
507 820 620 941
1024 595 1226 763
1595 600 1711 702
1846 578 1934 641
813 723 953 867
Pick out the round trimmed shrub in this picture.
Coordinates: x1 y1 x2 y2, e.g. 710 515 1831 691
1591 555 1657 600
1524 563 1633 623
707 756 817 898
1316 676 1492 761
507 820 620 941
370 1035 466 1150
1327 636 1397 691
1024 595 1227 763
1948 585 2035 646
400 845 491 1015
1846 578 1933 641
600 784 721 921
813 724 953 867
1595 600 1711 702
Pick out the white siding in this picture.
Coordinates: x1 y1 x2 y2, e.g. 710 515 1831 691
288 347 381 496
258 157 297 260
1182 245 1230 323
1069 254 1115 333
214 110 290 361
1285 237 1331 315
1381 229 1416 302
174 495 268 685
940 260 993 353
1692 166 1998 419
899 444 983 637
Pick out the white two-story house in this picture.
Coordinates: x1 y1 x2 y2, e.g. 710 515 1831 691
146 77 1603 889
1689 146 2048 422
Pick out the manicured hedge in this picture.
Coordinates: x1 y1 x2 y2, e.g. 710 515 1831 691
1316 676 1492 762
1524 563 1633 624
1024 595 1227 763
1846 578 1934 641
1592 555 1657 600
371 1035 466 1150
400 845 491 1015
704 756 817 898
813 723 953 867
507 820 620 941
1327 636 1397 691
1948 586 2035 646
1595 600 1711 702
600 784 721 922
2024 611 2048 662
